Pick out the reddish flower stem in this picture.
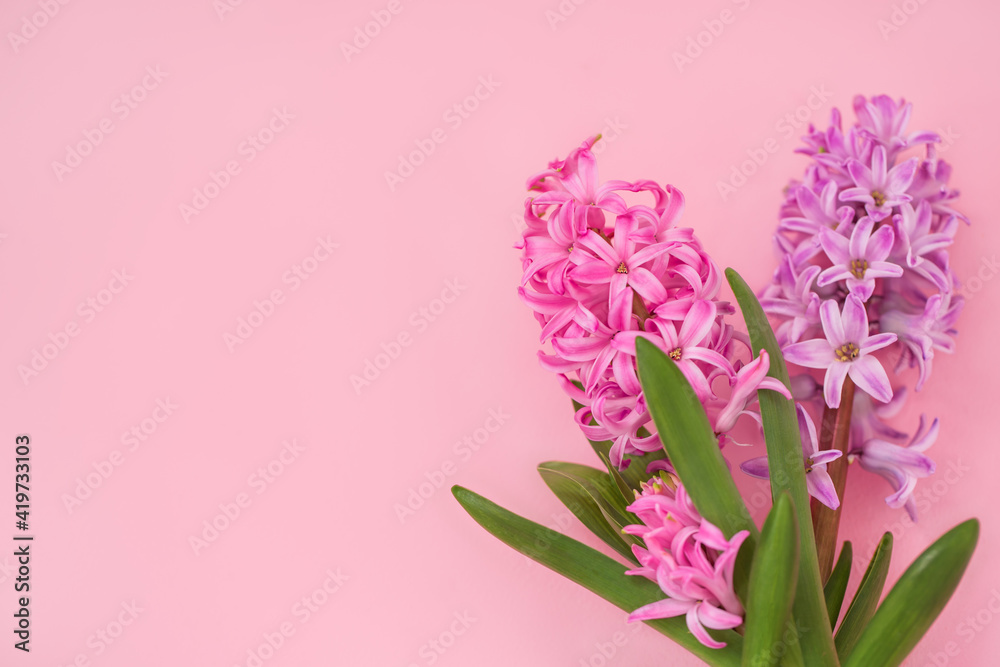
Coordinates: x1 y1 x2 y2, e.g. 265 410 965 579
811 376 855 583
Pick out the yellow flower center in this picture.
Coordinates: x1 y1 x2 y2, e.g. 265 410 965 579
616 262 629 274
835 343 860 362
871 191 886 207
850 259 868 279
668 347 683 361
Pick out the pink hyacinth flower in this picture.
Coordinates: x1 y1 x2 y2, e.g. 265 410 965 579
623 478 748 649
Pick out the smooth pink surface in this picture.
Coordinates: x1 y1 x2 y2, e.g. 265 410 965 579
2 1 997 665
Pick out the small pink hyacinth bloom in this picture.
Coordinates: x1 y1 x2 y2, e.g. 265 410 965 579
851 416 938 520
817 216 903 301
782 295 897 409
740 404 842 509
713 350 792 435
623 478 747 649
840 145 918 221
571 217 673 306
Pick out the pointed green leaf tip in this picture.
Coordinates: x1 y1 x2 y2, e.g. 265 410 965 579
824 541 853 630
844 519 979 667
742 492 800 667
835 532 892 660
451 485 743 666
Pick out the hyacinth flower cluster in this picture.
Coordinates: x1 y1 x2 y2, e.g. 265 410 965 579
623 475 748 649
455 126 978 666
517 136 789 470
756 95 966 518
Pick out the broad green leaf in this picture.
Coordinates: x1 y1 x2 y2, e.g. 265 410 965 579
453 486 743 666
538 464 639 564
844 520 979 667
824 541 853 630
835 533 892 659
634 337 759 552
742 493 801 667
727 268 838 666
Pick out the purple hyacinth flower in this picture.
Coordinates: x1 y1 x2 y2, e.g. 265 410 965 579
782 295 897 408
817 216 903 301
740 404 842 509
840 145 918 221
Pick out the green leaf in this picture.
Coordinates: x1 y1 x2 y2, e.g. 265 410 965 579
742 492 801 667
835 533 892 660
824 542 853 630
598 451 640 509
537 461 640 564
844 520 979 667
453 485 743 666
726 268 838 666
634 337 758 547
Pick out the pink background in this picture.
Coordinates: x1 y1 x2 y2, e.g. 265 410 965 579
2 0 998 665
